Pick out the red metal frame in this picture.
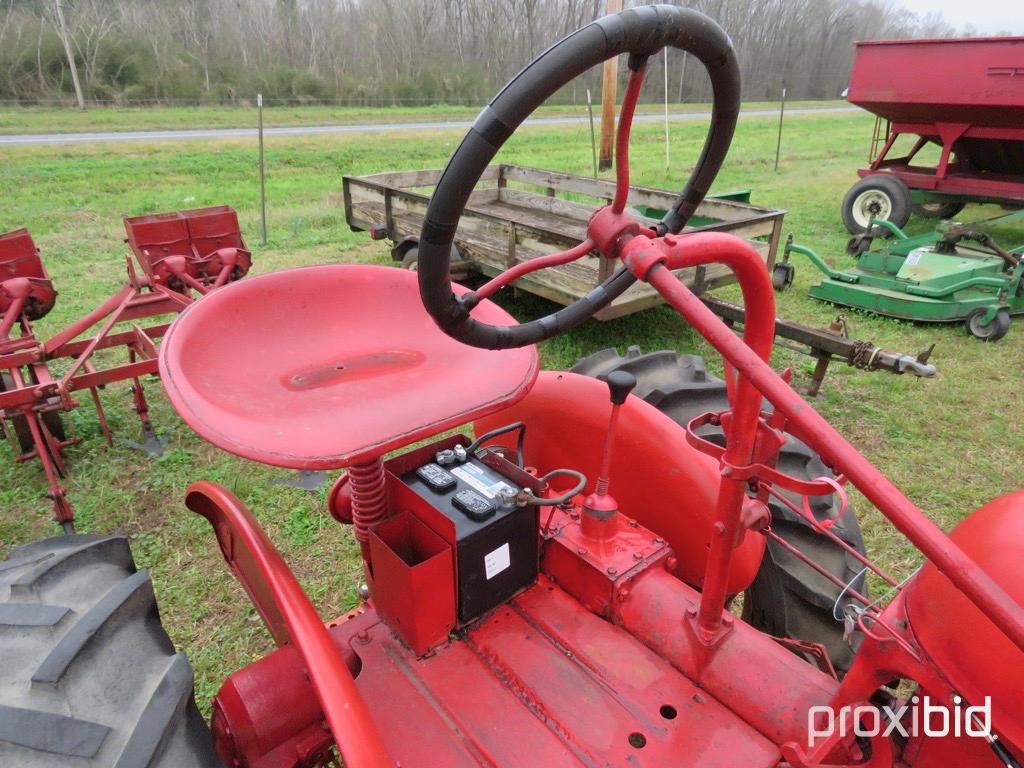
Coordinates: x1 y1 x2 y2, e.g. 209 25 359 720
161 57 1024 768
848 37 1024 204
0 207 250 527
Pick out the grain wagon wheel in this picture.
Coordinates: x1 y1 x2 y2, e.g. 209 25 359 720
841 175 912 235
912 199 965 220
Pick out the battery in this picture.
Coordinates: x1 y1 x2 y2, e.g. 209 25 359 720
400 455 539 623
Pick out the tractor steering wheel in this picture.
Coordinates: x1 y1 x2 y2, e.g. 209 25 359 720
418 5 740 350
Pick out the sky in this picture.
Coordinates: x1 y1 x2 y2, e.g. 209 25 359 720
896 0 1024 35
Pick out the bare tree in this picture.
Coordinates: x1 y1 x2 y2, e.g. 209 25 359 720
0 0 960 105
47 0 84 107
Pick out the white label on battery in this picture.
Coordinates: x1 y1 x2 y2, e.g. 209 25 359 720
484 543 511 580
905 252 922 266
451 464 516 500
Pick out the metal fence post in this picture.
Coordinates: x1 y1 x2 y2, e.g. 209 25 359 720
258 93 268 245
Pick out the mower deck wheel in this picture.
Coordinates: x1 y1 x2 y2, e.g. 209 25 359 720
966 307 1011 342
771 262 795 291
0 534 222 767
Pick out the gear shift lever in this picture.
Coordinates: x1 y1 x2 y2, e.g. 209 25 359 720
581 371 636 539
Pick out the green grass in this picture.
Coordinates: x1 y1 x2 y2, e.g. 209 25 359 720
0 99 847 134
1 105 1022 711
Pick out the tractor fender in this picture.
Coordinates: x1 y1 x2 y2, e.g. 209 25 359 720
475 370 764 594
903 489 1024 755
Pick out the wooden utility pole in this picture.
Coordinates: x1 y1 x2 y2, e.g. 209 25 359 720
597 0 623 171
51 0 85 109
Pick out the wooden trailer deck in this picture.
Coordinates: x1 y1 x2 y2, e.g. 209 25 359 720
343 164 786 320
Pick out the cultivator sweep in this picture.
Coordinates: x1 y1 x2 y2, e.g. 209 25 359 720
0 206 250 529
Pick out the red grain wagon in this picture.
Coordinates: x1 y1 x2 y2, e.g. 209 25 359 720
841 36 1024 233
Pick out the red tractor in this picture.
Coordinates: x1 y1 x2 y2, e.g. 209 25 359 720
1 7 1021 768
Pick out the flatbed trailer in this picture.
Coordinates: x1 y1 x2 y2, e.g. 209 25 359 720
344 164 785 321
343 164 936 391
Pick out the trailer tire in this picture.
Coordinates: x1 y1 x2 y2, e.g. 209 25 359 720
571 347 866 672
965 307 1011 342
397 244 467 277
400 246 420 270
841 175 911 235
0 533 223 768
912 200 965 220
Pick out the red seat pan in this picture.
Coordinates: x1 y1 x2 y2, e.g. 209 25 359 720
159 264 538 469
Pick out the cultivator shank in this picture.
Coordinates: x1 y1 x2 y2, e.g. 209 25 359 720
0 207 250 528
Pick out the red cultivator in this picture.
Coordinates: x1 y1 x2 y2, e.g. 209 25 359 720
0 7 1021 768
0 206 250 529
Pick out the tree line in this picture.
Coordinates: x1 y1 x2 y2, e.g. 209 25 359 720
0 0 958 108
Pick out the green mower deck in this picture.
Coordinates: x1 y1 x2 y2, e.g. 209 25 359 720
779 212 1024 340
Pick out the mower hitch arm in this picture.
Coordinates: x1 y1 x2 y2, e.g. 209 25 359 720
186 482 393 768
628 231 1024 654
785 240 856 282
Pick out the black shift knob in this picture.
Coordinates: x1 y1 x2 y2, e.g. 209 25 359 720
606 370 637 405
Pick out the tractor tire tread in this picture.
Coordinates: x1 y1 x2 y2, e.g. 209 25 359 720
0 534 222 768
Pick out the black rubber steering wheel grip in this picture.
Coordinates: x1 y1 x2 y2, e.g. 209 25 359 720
418 4 740 350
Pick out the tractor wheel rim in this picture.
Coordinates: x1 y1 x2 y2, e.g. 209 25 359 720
852 190 892 228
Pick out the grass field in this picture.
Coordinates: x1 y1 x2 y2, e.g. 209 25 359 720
0 98 847 134
1 104 1022 711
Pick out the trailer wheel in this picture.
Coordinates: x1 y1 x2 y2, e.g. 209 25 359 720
396 244 466 276
912 200 965 220
841 175 911 235
0 371 66 457
400 246 420 270
571 347 866 672
965 308 1011 342
0 534 223 767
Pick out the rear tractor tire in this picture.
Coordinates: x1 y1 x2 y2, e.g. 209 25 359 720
841 175 911 236
572 347 867 673
0 534 222 767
